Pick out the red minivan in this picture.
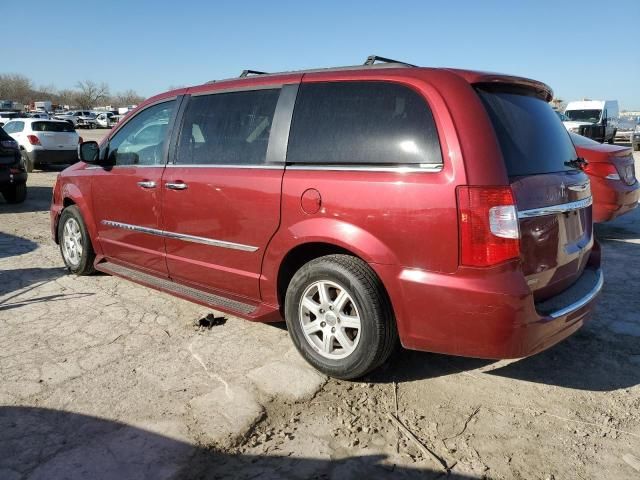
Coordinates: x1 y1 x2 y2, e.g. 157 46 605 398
50 57 603 379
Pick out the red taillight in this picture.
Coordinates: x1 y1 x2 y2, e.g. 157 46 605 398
78 136 83 144
26 135 40 145
457 186 520 267
583 162 619 180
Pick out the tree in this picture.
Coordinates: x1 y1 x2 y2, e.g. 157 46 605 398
57 89 76 107
0 74 33 104
111 89 145 107
74 80 110 109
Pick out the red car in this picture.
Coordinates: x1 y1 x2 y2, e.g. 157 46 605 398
51 56 602 379
570 132 639 222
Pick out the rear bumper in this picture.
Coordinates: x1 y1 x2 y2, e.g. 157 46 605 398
27 149 77 165
372 253 602 359
591 178 640 223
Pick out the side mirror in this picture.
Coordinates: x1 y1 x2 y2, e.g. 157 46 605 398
78 141 100 163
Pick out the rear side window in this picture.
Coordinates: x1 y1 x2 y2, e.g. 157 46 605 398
478 89 576 176
175 89 280 166
32 121 75 132
3 121 24 133
287 81 442 166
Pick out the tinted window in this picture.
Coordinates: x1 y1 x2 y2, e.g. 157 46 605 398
0 127 12 140
32 121 75 132
478 90 576 176
287 81 442 166
107 101 175 166
176 89 280 166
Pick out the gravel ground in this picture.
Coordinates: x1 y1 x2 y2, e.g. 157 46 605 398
0 145 638 479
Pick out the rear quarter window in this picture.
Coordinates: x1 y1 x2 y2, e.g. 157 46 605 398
478 89 577 176
287 81 442 166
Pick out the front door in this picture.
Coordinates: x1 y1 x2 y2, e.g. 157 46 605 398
91 100 177 275
160 87 289 300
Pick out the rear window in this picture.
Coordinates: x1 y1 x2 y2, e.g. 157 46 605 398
32 121 75 132
287 81 442 166
478 89 577 176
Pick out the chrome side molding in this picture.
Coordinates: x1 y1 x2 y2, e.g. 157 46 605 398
517 197 592 219
101 220 259 252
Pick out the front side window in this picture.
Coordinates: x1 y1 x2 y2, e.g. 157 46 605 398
287 81 443 166
175 89 280 166
107 100 175 166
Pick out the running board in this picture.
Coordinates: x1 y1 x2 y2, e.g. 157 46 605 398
96 261 256 315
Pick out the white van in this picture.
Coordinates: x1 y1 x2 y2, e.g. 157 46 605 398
563 99 619 144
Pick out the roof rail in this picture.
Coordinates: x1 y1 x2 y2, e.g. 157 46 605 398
363 55 416 68
239 69 269 78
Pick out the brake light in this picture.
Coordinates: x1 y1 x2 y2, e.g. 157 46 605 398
583 162 619 180
457 186 520 267
78 136 83 144
27 135 40 145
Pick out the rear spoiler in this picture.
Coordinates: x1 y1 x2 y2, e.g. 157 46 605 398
444 69 553 102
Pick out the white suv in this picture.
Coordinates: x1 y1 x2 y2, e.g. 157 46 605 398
2 118 80 172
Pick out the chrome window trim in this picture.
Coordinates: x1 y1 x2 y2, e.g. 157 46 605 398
517 197 592 219
101 220 259 252
547 269 603 319
164 164 283 170
285 164 443 173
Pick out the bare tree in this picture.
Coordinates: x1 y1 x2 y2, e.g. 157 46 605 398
111 89 145 107
0 74 33 104
57 89 76 107
74 80 110 109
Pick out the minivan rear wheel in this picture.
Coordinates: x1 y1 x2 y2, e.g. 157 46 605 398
284 254 397 379
58 205 95 275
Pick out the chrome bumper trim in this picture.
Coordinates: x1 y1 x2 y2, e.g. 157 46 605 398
101 220 259 252
548 269 603 319
517 197 592 219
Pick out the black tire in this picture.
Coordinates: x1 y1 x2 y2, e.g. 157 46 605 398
21 150 33 173
2 182 27 204
284 254 398 379
57 205 96 275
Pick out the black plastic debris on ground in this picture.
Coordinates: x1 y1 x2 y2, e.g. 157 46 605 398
198 313 227 329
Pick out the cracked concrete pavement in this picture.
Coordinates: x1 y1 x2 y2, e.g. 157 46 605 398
1 148 639 479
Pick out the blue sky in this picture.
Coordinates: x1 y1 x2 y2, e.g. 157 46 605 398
5 0 640 109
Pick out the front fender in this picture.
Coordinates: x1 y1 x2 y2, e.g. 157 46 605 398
60 179 103 256
260 217 398 305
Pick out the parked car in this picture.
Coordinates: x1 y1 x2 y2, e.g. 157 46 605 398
613 119 636 144
54 110 97 129
633 124 640 151
0 126 27 203
0 111 21 127
3 118 81 172
570 132 639 222
51 57 602 379
29 112 51 119
563 99 619 144
95 112 121 128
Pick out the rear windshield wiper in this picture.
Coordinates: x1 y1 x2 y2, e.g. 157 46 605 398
564 157 588 170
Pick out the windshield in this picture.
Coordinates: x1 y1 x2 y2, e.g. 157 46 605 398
32 121 75 132
478 89 577 176
564 109 602 123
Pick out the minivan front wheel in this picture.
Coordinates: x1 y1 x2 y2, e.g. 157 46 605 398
285 254 397 379
58 205 95 275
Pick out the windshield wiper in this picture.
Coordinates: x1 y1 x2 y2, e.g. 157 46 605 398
564 157 588 169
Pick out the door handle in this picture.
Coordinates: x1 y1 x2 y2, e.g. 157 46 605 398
165 182 188 190
137 180 156 189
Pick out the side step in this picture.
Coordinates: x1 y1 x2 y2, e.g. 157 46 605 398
97 261 256 316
